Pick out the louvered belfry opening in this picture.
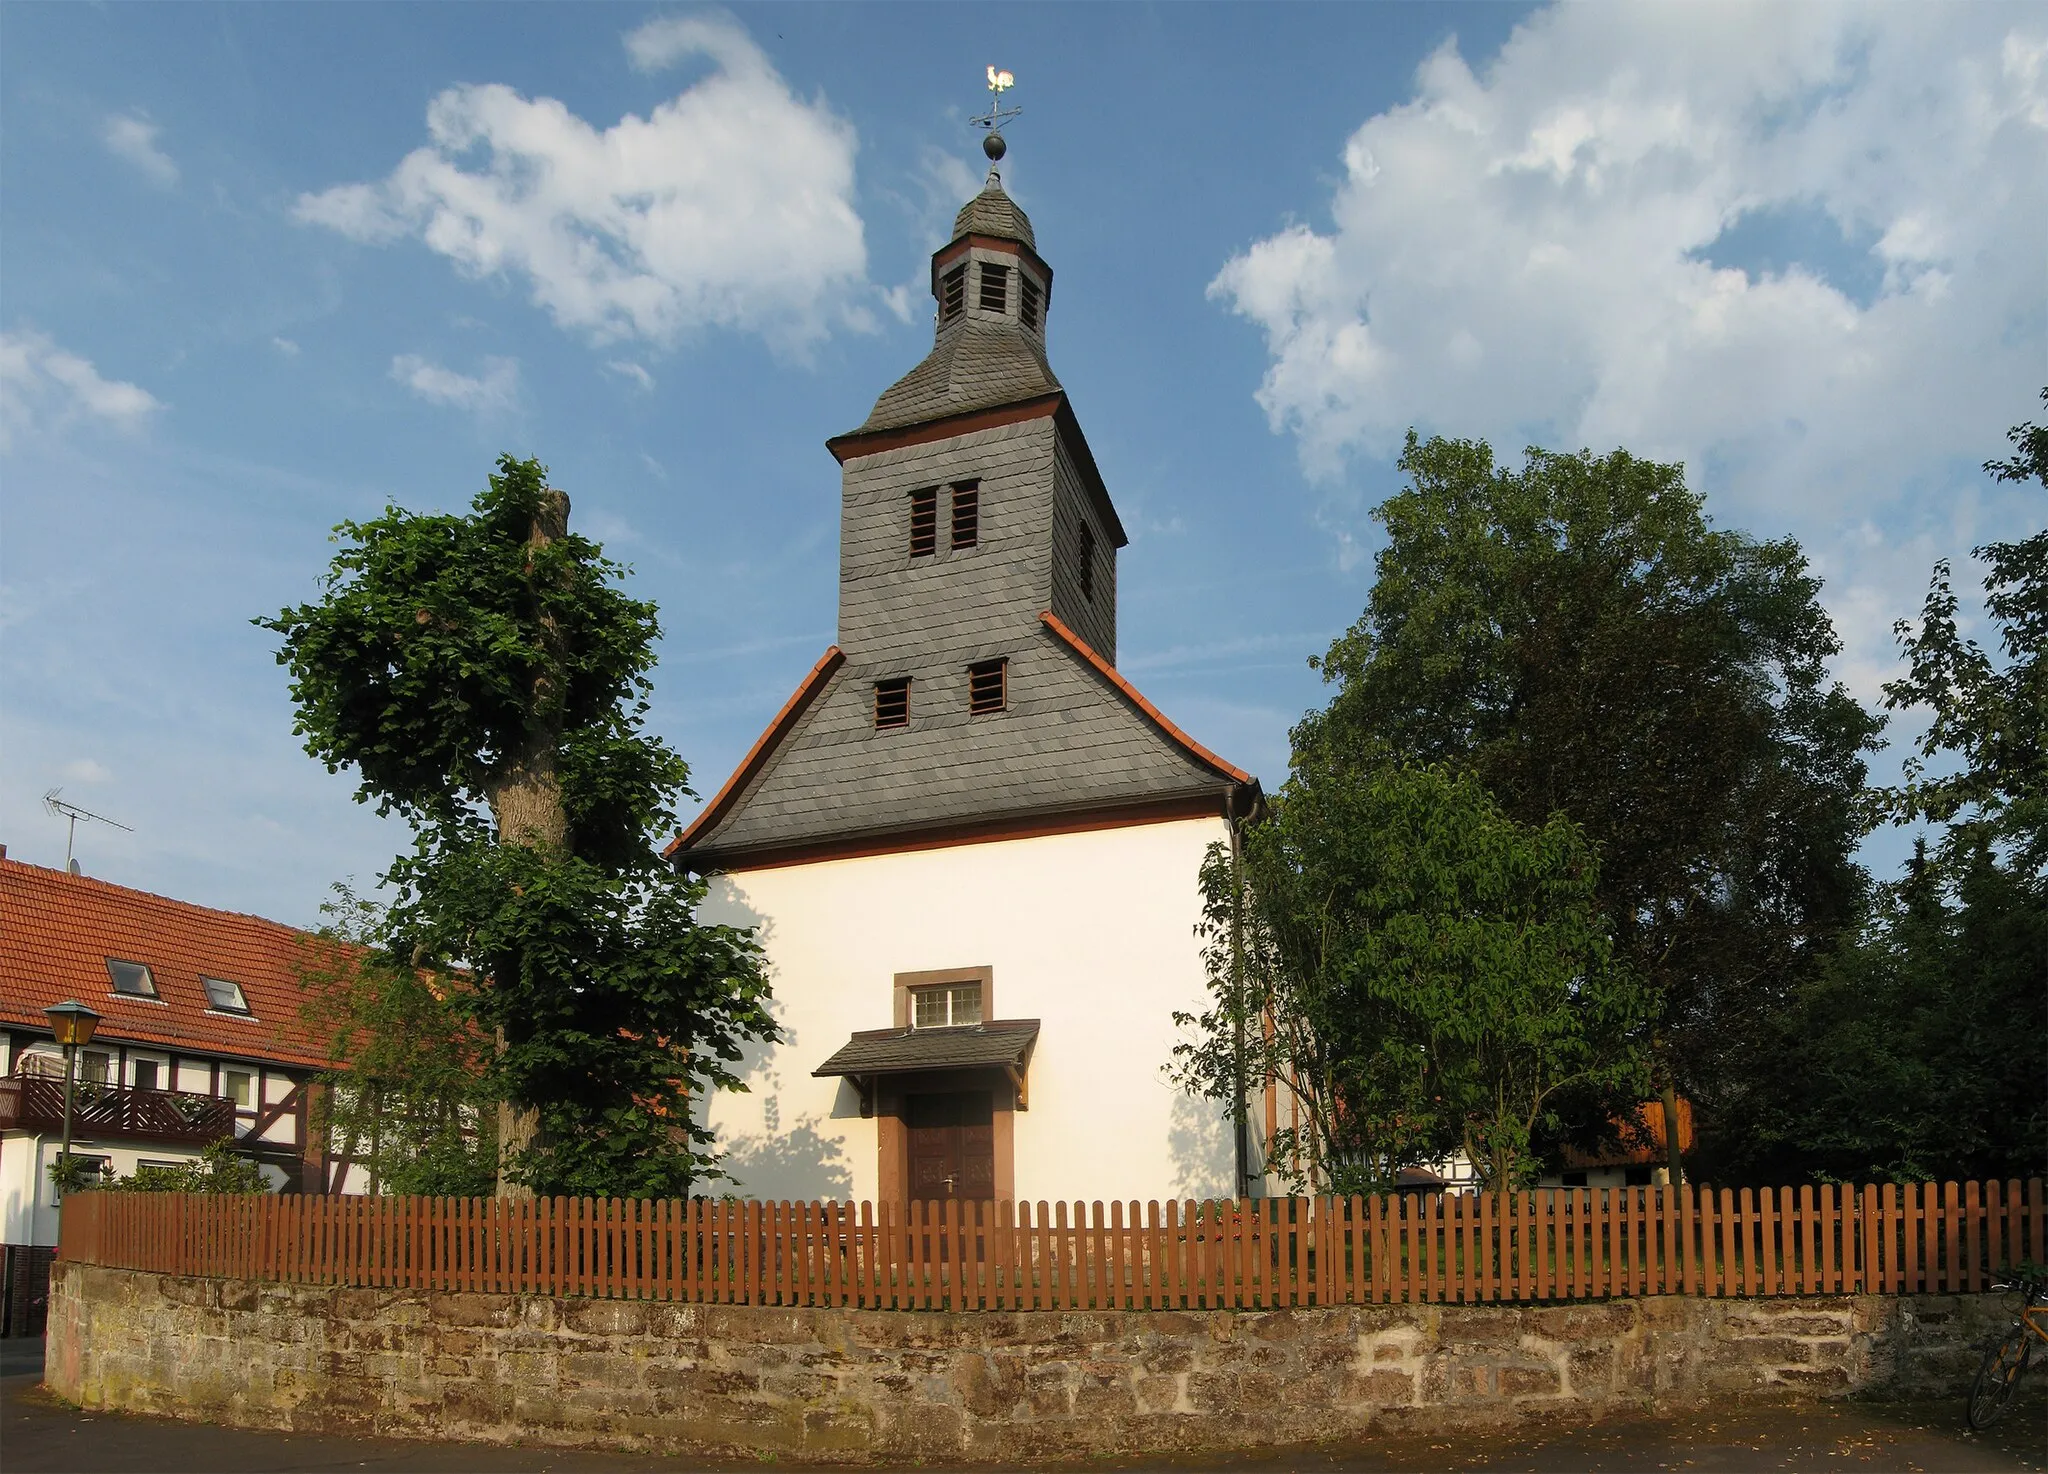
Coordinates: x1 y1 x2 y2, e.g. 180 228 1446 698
1078 520 1097 601
979 262 1010 314
1019 273 1042 330
951 481 980 549
968 658 1008 715
939 264 967 322
874 677 911 730
909 487 939 557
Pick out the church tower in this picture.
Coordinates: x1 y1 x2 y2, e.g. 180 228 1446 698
672 160 1259 1208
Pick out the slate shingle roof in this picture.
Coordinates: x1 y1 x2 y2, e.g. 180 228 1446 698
669 615 1249 866
813 1019 1039 1079
855 321 1061 436
0 858 336 1067
953 177 1035 248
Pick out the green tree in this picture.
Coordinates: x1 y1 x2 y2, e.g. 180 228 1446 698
1307 435 1882 1179
1175 740 1650 1192
296 889 498 1197
1885 387 2047 882
259 455 776 1197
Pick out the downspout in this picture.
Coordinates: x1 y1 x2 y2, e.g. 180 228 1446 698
1228 790 1249 1199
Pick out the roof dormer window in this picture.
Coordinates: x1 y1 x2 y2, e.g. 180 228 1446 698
939 264 966 323
979 262 1009 314
106 959 158 997
1019 274 1042 330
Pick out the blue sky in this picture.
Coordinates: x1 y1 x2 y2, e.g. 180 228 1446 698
4 3 2043 927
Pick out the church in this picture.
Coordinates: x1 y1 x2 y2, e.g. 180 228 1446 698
669 167 1261 1208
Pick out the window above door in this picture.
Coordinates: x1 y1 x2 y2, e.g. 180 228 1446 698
910 981 982 1029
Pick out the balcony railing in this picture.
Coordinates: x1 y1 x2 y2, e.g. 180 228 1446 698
0 1075 234 1146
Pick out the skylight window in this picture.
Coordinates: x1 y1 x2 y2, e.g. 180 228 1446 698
969 658 1008 715
202 976 252 1015
874 677 911 731
105 959 158 997
979 262 1010 313
909 487 938 557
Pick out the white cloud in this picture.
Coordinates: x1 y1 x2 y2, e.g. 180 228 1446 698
297 13 868 353
0 329 162 451
606 360 655 391
101 113 178 188
271 336 300 357
58 758 112 784
389 354 519 414
1211 3 2047 512
1210 2 2048 710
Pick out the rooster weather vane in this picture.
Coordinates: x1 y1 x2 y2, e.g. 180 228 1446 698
971 66 1021 167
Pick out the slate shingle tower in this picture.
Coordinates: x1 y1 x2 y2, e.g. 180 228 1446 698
670 171 1255 872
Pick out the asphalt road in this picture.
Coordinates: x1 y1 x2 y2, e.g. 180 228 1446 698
2 1343 2043 1473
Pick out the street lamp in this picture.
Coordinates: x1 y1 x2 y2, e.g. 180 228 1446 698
44 1000 102 1199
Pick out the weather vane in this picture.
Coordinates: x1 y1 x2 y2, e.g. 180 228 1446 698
971 66 1021 164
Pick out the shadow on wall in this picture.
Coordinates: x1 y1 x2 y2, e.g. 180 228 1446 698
1170 1093 1234 1201
719 1115 854 1202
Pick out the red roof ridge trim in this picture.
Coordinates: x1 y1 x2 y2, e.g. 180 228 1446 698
665 646 847 858
1037 611 1253 785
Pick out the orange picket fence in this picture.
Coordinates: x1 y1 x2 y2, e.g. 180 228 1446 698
58 1179 2044 1311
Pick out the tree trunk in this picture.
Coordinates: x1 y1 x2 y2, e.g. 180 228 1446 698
1661 1081 1685 1189
488 487 573 1200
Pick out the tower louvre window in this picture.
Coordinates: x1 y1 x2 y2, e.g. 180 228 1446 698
939 264 967 321
979 262 1010 313
951 481 979 549
874 677 911 730
968 657 1008 714
1019 273 1042 329
1078 520 1097 601
909 487 938 557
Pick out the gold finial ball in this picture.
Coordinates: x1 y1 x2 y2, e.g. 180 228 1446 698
983 131 1007 162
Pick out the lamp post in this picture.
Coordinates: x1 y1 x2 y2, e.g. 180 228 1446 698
44 1000 102 1199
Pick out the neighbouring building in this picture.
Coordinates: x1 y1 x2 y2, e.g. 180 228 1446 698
670 169 1263 1208
0 852 351 1334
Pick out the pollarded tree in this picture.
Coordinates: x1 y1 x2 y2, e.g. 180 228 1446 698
260 455 776 1197
1306 435 1883 1181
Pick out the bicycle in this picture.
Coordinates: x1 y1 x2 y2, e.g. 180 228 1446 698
1966 1269 2048 1430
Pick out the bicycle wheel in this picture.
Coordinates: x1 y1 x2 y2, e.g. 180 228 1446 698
1966 1329 2030 1430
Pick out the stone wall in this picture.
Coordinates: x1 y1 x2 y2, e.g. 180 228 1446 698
45 1263 2008 1463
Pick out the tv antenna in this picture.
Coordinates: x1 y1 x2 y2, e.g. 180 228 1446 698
971 65 1022 166
44 789 132 872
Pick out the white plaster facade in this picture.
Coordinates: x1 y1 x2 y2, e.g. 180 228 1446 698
699 816 1239 1207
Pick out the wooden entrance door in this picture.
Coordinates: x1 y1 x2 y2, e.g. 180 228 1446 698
906 1091 994 1200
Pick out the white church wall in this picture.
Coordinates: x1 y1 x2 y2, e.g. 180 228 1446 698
698 815 1240 1207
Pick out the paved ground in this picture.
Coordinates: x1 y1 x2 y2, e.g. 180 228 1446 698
3 1341 2043 1472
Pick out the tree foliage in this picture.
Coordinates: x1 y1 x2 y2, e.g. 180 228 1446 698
1703 393 2047 1184
1305 435 1881 1165
296 889 498 1197
1884 387 2047 883
1175 741 1650 1192
259 455 776 1197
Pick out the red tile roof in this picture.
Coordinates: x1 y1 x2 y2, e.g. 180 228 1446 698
0 858 337 1070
